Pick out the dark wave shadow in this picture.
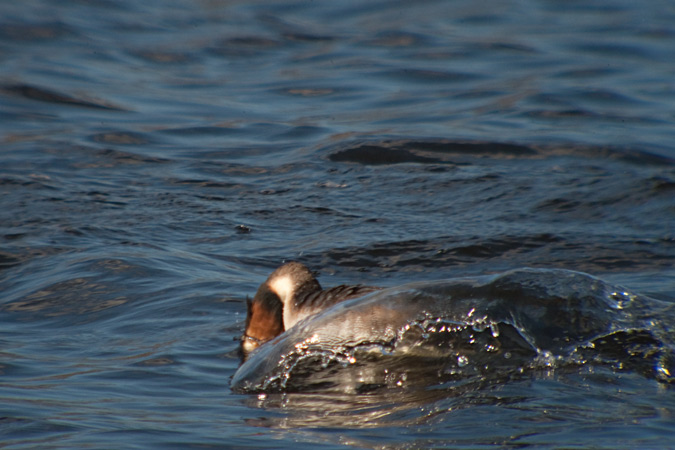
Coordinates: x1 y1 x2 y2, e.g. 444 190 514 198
2 84 126 111
326 139 674 166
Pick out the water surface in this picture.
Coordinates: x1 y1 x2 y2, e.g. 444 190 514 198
1 0 675 448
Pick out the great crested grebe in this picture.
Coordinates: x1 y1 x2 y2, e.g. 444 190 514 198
241 261 380 354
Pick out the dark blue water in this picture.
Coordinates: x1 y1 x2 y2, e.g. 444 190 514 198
1 0 675 448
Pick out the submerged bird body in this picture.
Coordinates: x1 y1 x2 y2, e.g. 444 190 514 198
242 262 380 354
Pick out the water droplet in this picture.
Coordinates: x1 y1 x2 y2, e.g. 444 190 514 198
395 373 408 387
655 352 675 382
472 316 489 332
609 291 635 309
457 355 469 367
537 350 555 367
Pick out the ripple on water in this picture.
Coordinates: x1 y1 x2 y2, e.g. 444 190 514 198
1 0 674 447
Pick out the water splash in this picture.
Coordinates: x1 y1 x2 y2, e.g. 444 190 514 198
232 268 673 393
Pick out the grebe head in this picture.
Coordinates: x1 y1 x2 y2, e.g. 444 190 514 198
242 262 321 354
